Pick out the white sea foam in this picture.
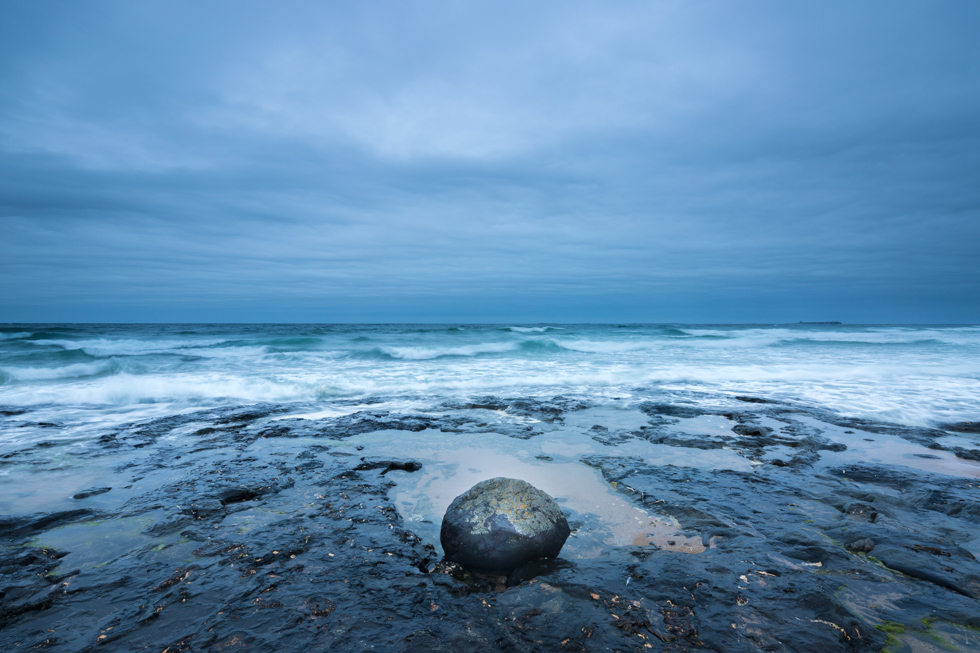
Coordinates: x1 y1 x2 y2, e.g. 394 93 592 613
28 337 232 356
2 325 978 430
682 326 980 347
379 342 518 360
506 326 562 333
1 361 118 381
558 339 657 353
0 373 311 406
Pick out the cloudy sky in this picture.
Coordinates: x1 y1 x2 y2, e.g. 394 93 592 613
1 1 978 323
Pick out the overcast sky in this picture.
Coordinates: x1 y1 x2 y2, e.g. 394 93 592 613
1 1 978 323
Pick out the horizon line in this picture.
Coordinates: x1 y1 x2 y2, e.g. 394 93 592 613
3 321 978 327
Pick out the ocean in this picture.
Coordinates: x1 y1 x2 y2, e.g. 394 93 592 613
2 323 978 442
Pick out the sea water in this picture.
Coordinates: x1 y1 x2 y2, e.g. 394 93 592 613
1 323 979 451
2 322 980 574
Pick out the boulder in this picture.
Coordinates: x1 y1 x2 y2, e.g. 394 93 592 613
440 477 570 571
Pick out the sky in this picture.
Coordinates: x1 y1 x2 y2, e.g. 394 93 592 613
1 1 978 323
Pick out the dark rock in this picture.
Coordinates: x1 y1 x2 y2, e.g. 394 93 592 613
440 477 570 571
213 404 288 424
496 580 571 620
181 499 226 519
293 460 323 472
638 402 705 418
462 396 508 411
844 501 878 522
952 447 980 461
0 509 94 537
940 421 980 434
733 423 773 437
355 459 423 475
507 399 563 422
847 538 875 553
875 544 979 598
735 396 772 403
6 397 980 651
72 487 112 499
216 485 273 505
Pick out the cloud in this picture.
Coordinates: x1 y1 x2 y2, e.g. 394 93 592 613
1 1 978 322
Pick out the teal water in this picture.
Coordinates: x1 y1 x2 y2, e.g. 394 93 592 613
1 323 979 446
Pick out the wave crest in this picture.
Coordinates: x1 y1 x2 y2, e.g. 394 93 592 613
505 326 563 333
1 360 122 381
377 342 519 360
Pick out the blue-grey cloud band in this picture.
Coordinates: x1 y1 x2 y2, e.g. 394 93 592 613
1 1 978 322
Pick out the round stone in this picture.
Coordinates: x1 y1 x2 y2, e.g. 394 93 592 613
440 477 571 571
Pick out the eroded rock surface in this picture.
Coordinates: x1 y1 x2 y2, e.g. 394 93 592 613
1 396 979 652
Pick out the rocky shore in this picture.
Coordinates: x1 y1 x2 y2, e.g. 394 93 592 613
2 395 979 652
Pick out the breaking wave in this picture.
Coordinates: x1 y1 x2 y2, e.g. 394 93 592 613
505 326 563 333
0 361 122 382
1 323 978 430
373 342 520 360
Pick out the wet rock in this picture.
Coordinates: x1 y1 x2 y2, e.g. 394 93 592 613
0 407 28 416
823 414 948 447
733 423 773 437
403 624 497 653
845 501 878 522
181 499 226 519
0 509 95 537
73 486 112 499
293 459 323 472
847 538 876 553
496 580 571 619
941 421 980 434
776 529 840 563
643 431 730 450
441 477 570 571
458 396 508 411
217 485 270 505
212 403 289 424
318 411 438 437
507 399 563 422
874 544 980 598
909 488 980 522
354 459 422 475
6 397 980 652
951 447 980 461
638 402 705 418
